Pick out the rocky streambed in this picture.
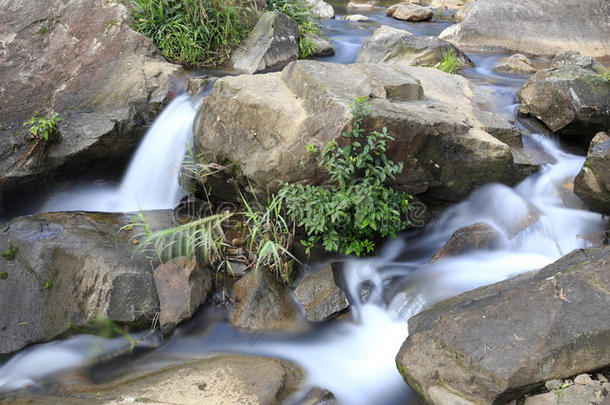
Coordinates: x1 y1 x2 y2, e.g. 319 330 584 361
0 0 609 404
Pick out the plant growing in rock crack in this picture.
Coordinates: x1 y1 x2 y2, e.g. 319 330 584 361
436 48 465 74
279 96 412 257
21 112 62 162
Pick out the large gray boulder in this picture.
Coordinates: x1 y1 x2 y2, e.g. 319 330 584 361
0 211 175 355
231 11 300 74
574 132 610 214
357 25 472 69
396 245 610 405
0 0 177 201
517 52 610 136
195 60 540 202
439 0 610 58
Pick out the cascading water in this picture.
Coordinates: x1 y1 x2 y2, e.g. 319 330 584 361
0 12 606 405
39 94 199 213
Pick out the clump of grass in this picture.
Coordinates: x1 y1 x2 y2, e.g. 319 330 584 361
436 48 465 74
130 0 257 67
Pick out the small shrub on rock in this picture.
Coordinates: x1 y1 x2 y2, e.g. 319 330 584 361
279 97 412 256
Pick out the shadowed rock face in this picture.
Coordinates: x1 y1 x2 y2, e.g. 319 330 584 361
430 222 502 262
575 132 610 215
439 0 610 58
0 0 178 201
195 60 541 202
0 211 176 356
396 245 610 405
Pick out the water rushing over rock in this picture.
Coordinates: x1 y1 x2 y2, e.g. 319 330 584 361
39 94 199 213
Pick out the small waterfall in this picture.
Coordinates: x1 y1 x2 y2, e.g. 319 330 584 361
40 94 198 213
117 94 197 211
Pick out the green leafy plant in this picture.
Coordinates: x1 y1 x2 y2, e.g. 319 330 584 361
130 0 256 66
279 97 412 256
436 48 465 74
23 112 62 143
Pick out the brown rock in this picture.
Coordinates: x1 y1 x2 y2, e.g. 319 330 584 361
387 3 434 21
230 270 303 331
153 257 212 335
430 222 502 261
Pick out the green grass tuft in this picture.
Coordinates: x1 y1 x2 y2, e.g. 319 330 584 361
436 48 465 74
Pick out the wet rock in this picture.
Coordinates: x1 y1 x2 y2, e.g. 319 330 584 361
305 0 335 19
153 257 213 335
574 133 610 215
305 33 335 57
387 3 433 21
298 387 338 404
0 0 178 201
231 12 300 74
494 54 538 75
187 76 211 96
396 245 610 404
430 222 502 261
46 355 304 405
343 14 371 22
0 211 177 355
230 269 302 331
357 25 472 68
517 52 610 137
195 60 539 202
294 264 350 321
439 0 610 58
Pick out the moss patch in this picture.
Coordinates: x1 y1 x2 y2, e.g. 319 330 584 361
0 272 7 280
1 247 18 261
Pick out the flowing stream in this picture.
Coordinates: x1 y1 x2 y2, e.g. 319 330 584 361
0 7 606 405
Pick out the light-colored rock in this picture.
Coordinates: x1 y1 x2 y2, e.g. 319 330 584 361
524 381 605 404
294 264 350 321
305 0 335 19
387 3 433 21
396 245 610 404
517 52 610 136
304 33 335 57
0 211 177 355
439 0 610 58
28 355 303 405
153 257 212 335
574 374 594 385
545 379 565 391
230 269 303 331
343 14 371 21
0 0 177 201
494 54 537 75
357 25 472 68
231 12 300 74
347 2 376 10
575 133 610 214
195 60 540 202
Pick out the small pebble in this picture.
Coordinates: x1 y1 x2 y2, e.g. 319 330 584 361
597 373 608 383
545 379 564 391
574 373 593 385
